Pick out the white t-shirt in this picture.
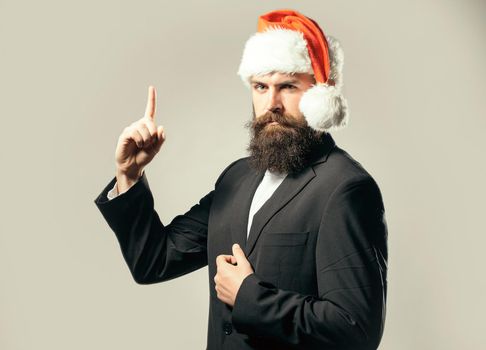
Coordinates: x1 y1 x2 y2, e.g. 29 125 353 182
246 170 286 237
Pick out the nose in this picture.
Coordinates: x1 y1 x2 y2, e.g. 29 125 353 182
266 88 283 114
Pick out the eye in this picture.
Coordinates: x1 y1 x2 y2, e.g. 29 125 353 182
281 84 296 90
253 83 266 91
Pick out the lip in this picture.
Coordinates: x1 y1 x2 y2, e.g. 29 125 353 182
267 121 279 126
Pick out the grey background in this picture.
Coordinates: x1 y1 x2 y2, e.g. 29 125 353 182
1 0 485 349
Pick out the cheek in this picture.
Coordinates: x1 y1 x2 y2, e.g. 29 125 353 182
283 94 304 114
252 94 265 116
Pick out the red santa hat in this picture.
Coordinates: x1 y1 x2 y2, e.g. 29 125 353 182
237 9 348 132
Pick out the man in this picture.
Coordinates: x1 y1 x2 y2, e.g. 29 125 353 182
94 9 388 350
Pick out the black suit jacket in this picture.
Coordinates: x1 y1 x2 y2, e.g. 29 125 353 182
94 133 388 350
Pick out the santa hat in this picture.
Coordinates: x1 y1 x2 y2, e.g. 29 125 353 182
237 9 349 132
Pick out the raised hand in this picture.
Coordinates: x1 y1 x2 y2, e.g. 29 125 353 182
115 86 166 192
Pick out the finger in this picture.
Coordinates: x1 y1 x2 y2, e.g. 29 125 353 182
153 125 166 152
144 85 156 120
128 128 144 148
232 244 247 264
224 255 236 264
216 254 233 267
137 123 153 147
215 255 225 267
143 118 158 139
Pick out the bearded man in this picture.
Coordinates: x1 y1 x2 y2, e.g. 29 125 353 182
94 9 388 350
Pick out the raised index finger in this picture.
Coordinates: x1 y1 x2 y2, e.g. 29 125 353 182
144 85 156 120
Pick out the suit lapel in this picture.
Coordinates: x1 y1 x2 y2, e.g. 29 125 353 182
230 167 265 250
244 132 337 257
244 167 315 256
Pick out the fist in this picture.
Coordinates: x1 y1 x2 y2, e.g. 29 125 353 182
115 86 166 180
214 244 254 307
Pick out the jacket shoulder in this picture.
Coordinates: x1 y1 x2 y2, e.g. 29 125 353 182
214 156 251 187
314 145 381 193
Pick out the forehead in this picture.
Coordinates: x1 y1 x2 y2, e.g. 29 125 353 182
250 72 315 85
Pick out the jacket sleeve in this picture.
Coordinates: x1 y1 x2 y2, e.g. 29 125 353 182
93 161 239 285
231 176 388 349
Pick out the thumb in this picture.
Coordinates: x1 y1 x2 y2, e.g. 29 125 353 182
232 244 247 265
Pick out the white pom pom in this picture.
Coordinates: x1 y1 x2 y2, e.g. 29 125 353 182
299 84 349 132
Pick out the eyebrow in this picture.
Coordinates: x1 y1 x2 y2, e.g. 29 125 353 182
250 79 300 86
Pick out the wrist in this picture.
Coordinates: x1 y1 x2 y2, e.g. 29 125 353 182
115 168 143 193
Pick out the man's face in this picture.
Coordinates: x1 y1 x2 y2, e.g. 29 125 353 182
246 72 326 175
250 72 316 124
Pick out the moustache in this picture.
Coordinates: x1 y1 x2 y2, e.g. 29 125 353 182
252 111 306 131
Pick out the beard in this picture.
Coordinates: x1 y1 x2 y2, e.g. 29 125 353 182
245 110 327 175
